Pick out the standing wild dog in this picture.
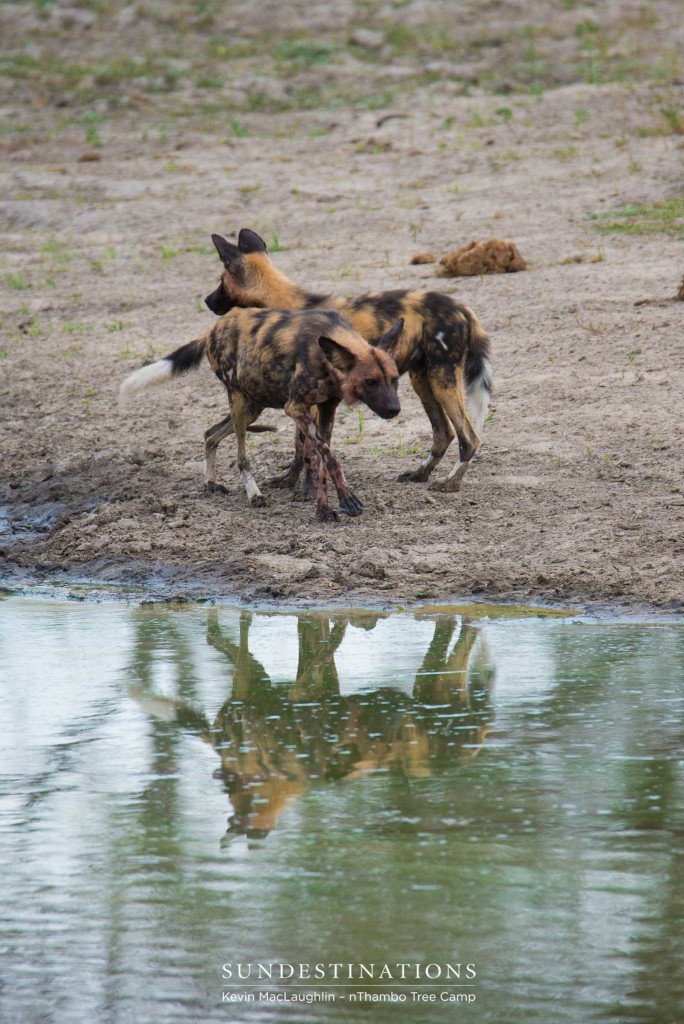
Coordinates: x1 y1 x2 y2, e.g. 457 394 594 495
119 308 403 521
204 228 492 493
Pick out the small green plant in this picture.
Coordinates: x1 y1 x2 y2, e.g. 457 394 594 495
40 240 72 272
660 107 684 135
164 159 195 174
575 19 599 41
196 75 223 90
496 107 513 122
80 111 103 147
160 245 180 261
574 107 589 127
230 119 249 137
106 320 127 332
7 273 27 289
274 39 337 69
61 321 83 335
553 143 579 161
270 233 285 252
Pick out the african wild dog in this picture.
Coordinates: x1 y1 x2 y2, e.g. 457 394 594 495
204 228 492 493
119 308 402 521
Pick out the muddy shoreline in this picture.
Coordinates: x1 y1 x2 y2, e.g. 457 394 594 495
2 556 683 625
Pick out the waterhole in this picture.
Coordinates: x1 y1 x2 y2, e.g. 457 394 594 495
0 597 682 1022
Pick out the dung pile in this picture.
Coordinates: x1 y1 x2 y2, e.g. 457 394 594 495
439 238 527 276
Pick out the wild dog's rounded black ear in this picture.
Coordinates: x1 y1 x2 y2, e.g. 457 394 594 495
238 228 268 254
319 335 357 373
376 317 404 351
211 233 245 271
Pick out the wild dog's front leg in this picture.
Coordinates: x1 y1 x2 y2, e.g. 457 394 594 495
313 449 335 521
316 399 362 517
398 367 455 483
311 399 345 521
285 399 362 520
230 392 267 507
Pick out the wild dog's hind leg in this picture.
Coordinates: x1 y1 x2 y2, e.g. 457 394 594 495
266 424 305 490
398 367 455 483
427 365 480 493
266 408 321 492
204 413 235 494
292 432 317 502
231 393 267 507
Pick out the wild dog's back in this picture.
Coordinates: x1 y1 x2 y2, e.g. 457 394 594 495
207 307 398 412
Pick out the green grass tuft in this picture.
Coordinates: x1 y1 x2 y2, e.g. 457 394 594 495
591 196 684 238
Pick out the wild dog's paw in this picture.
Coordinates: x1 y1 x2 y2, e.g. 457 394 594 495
248 493 268 507
266 463 302 489
338 492 364 517
428 466 468 493
203 481 231 495
398 467 430 483
292 472 315 502
316 504 339 523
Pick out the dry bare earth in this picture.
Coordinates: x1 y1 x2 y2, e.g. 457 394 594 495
1 0 683 608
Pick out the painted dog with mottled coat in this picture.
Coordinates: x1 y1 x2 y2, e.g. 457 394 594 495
204 228 492 494
120 308 403 521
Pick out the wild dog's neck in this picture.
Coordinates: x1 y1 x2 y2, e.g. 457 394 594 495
265 262 338 311
297 288 337 310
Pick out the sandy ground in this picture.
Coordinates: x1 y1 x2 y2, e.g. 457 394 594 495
1 0 683 609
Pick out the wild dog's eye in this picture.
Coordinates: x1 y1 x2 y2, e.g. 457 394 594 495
365 378 380 388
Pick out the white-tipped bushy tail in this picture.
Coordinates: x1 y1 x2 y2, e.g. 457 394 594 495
119 358 174 405
118 335 209 406
466 355 492 434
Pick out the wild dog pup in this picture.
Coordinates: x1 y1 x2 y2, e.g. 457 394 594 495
204 228 492 493
120 308 402 521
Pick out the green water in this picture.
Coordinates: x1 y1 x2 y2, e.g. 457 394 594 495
0 599 682 1023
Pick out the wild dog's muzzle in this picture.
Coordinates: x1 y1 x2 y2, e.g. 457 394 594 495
205 284 234 316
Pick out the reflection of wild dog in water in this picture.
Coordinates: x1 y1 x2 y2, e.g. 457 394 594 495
204 228 492 493
120 308 402 521
130 611 493 840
